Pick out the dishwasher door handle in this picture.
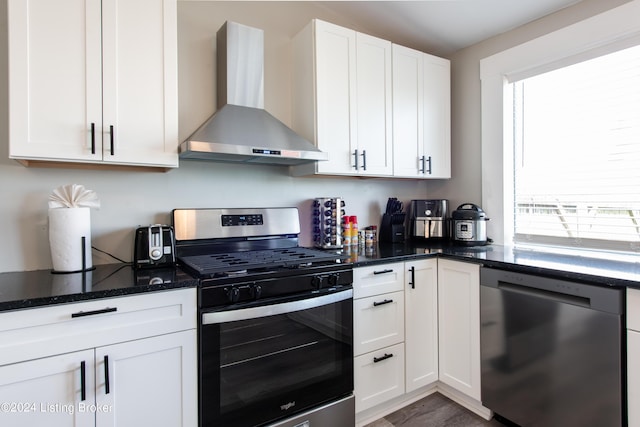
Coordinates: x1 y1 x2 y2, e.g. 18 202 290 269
497 281 591 308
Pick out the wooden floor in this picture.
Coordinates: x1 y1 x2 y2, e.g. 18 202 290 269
364 393 507 427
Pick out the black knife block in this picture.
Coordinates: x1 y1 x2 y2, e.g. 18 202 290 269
380 213 406 243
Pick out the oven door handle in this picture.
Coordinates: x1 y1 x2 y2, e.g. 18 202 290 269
201 289 353 325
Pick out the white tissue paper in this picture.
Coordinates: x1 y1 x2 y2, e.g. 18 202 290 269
48 185 100 272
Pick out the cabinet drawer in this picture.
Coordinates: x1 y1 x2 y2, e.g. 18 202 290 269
0 288 196 366
628 288 640 331
354 291 404 356
354 343 405 413
353 262 404 298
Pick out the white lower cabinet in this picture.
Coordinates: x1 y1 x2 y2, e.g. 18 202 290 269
96 331 197 427
355 258 485 424
354 343 405 412
354 291 404 356
353 263 405 413
405 259 438 392
627 288 640 427
437 258 481 401
0 289 197 427
0 349 96 427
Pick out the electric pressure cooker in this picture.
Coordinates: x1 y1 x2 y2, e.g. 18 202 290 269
451 203 489 246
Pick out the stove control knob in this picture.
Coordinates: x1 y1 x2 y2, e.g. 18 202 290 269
252 284 262 300
226 287 240 303
311 276 323 290
328 273 339 286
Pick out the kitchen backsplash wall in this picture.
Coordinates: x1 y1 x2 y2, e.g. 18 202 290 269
0 157 427 273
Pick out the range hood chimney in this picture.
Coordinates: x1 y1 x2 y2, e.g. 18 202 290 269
179 21 327 165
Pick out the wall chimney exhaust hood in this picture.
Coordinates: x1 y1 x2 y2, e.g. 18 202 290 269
179 21 327 165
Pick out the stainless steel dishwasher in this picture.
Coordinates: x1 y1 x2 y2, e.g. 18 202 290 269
480 267 624 427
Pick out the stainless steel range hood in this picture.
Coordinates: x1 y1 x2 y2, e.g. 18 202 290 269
179 21 327 165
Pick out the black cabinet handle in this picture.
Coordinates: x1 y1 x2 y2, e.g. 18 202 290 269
426 155 432 174
373 269 393 275
409 266 416 289
361 150 367 170
71 307 117 318
419 155 425 174
104 355 110 394
373 353 394 363
90 123 96 154
80 361 86 401
373 299 393 307
109 125 115 155
353 149 359 170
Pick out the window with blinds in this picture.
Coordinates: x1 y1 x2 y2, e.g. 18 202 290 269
512 43 640 252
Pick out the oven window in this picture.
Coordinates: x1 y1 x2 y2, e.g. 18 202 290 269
200 294 353 426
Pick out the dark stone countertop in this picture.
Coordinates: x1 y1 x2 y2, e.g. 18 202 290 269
346 241 640 289
0 263 198 312
1 241 639 313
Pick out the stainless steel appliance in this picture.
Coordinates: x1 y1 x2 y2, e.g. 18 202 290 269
179 22 327 165
133 225 176 268
451 203 488 245
172 208 354 427
313 197 345 249
408 199 448 240
480 267 623 427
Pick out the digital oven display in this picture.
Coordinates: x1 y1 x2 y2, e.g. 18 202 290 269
221 214 264 226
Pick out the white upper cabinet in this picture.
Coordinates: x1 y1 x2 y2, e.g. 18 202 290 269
354 32 393 176
8 0 178 169
291 19 392 177
392 44 451 178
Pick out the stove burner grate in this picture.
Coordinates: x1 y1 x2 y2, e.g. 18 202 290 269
179 247 345 276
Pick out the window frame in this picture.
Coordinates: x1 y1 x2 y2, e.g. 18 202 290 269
480 1 640 253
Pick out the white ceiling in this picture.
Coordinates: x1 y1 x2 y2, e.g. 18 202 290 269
313 0 582 55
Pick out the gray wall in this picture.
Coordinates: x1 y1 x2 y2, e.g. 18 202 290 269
0 0 628 272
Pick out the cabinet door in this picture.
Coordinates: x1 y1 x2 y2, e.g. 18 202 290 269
422 54 451 178
101 0 178 167
405 259 438 392
96 330 198 427
0 349 96 427
392 44 423 178
354 343 405 413
95 330 197 427
354 291 404 356
8 0 102 162
314 20 357 174
437 259 481 400
629 330 640 427
355 33 393 176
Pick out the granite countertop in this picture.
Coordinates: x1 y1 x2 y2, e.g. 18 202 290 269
1 241 639 313
0 263 198 312
347 241 640 289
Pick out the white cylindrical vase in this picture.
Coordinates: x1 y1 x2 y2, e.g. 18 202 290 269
48 207 93 272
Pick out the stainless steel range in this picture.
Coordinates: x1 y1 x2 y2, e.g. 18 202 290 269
172 208 354 427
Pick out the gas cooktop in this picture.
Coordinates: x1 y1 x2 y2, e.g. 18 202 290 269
179 247 347 278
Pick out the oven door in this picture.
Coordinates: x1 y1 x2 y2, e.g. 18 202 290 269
200 287 354 427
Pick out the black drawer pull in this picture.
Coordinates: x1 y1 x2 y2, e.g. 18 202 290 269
374 353 394 363
373 269 393 275
373 299 393 307
71 307 117 318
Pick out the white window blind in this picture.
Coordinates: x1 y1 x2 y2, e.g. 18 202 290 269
512 43 640 252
